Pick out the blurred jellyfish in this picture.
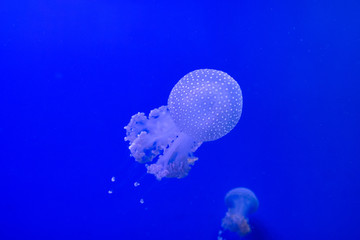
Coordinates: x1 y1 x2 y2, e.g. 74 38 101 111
124 69 243 180
221 187 259 237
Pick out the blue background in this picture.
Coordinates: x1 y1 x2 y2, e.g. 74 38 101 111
1 0 359 239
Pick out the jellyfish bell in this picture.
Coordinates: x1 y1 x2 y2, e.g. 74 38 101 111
168 69 243 142
124 69 243 180
222 187 259 236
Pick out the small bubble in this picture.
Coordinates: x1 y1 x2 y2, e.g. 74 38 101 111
134 182 140 187
111 176 116 182
139 198 144 204
108 190 113 194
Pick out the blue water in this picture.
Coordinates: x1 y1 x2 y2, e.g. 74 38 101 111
1 1 359 239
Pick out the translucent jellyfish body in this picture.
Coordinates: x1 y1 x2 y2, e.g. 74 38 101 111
124 69 243 180
221 188 259 236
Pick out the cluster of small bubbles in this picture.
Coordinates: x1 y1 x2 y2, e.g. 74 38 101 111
107 177 116 194
217 230 223 240
168 69 243 142
139 198 144 204
134 181 140 187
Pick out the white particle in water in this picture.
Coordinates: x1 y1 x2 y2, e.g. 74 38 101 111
134 181 140 187
139 198 144 204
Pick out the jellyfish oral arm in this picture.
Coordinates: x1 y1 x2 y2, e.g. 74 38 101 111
125 106 202 180
147 132 201 180
222 212 251 236
124 106 178 163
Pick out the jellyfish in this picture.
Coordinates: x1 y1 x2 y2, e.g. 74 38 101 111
124 69 243 180
221 188 259 237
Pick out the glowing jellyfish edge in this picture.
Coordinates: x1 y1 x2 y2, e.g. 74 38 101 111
124 69 243 180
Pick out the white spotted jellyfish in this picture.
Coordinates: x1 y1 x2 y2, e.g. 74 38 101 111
221 187 259 237
124 69 243 180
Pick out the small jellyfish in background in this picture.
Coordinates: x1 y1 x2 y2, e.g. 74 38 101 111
221 188 259 237
124 69 243 180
